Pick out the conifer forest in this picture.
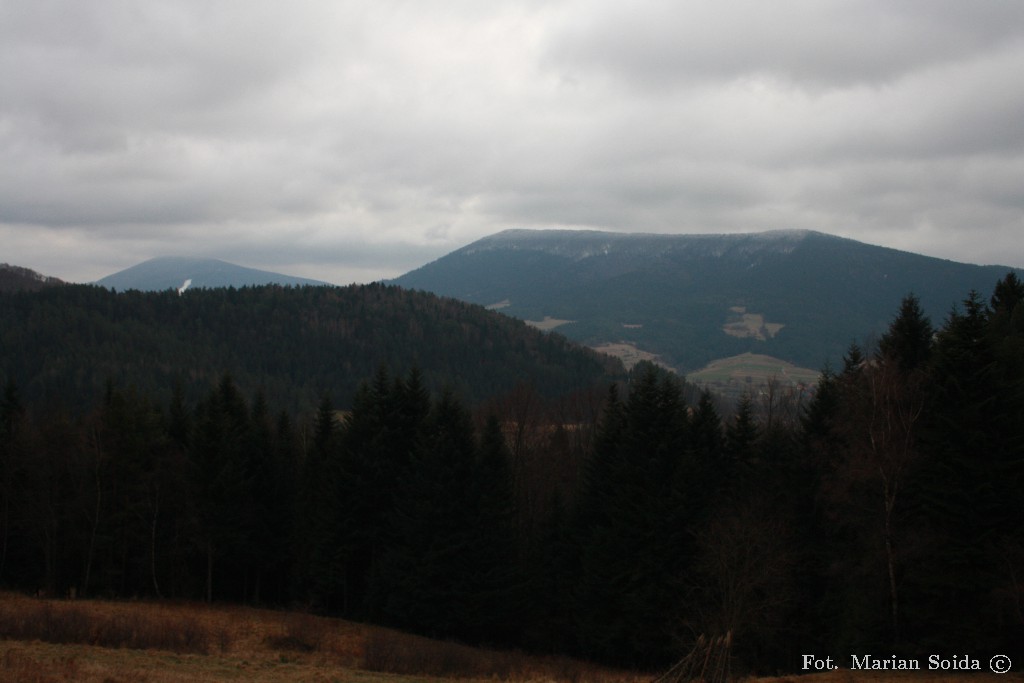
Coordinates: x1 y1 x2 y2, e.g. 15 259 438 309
1 274 1022 672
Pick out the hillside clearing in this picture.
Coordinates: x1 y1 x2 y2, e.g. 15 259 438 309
723 307 785 341
590 341 674 371
525 315 575 331
687 352 819 388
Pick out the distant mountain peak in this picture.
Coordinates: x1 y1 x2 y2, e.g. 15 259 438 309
95 256 332 292
395 228 1023 374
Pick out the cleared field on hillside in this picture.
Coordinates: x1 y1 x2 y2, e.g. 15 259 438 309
525 315 576 331
723 307 785 341
590 340 674 371
687 352 820 387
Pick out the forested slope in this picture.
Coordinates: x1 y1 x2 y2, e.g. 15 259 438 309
1 273 1022 674
0 263 64 292
0 282 623 414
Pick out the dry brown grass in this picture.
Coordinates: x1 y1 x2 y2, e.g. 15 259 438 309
6 594 1019 683
0 592 641 683
0 598 224 654
359 624 638 682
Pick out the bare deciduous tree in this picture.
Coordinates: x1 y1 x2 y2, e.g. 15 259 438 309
685 501 795 662
829 355 925 645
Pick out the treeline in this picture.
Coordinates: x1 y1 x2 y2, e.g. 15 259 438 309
1 274 1023 672
0 282 622 414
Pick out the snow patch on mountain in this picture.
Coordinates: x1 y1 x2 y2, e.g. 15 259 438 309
463 229 817 261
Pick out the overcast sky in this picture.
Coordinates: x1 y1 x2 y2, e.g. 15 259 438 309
3 0 1023 284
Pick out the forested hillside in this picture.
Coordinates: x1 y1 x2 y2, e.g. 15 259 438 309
1 274 1022 673
0 282 622 414
0 263 64 292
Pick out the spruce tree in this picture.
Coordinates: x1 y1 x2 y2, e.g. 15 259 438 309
574 367 692 665
801 369 840 447
724 393 759 497
246 390 294 604
375 389 518 642
336 368 428 618
0 379 25 585
189 375 254 602
877 294 933 372
914 285 1024 653
299 392 346 609
473 413 523 640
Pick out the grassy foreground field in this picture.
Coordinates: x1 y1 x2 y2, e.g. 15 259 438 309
0 592 639 682
2 593 1021 683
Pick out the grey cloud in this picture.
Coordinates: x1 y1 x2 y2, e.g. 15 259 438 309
544 0 1024 90
2 0 1023 283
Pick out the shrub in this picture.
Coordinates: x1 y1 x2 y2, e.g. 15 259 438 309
0 597 228 655
264 612 328 653
362 628 522 679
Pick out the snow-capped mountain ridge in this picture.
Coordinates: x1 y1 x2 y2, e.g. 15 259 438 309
462 228 821 262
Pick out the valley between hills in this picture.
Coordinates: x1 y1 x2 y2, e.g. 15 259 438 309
3 232 1023 676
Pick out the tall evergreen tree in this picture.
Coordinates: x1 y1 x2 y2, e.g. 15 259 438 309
989 272 1024 323
298 392 345 608
335 368 428 618
245 391 295 603
877 294 934 372
189 375 254 602
914 286 1024 653
690 390 724 465
0 379 25 585
374 389 518 643
801 368 842 458
724 393 760 497
471 414 523 642
574 367 692 665
86 384 170 598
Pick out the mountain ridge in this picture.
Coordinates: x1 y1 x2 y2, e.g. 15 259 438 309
453 228 1020 270
460 227 818 260
394 229 1024 373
